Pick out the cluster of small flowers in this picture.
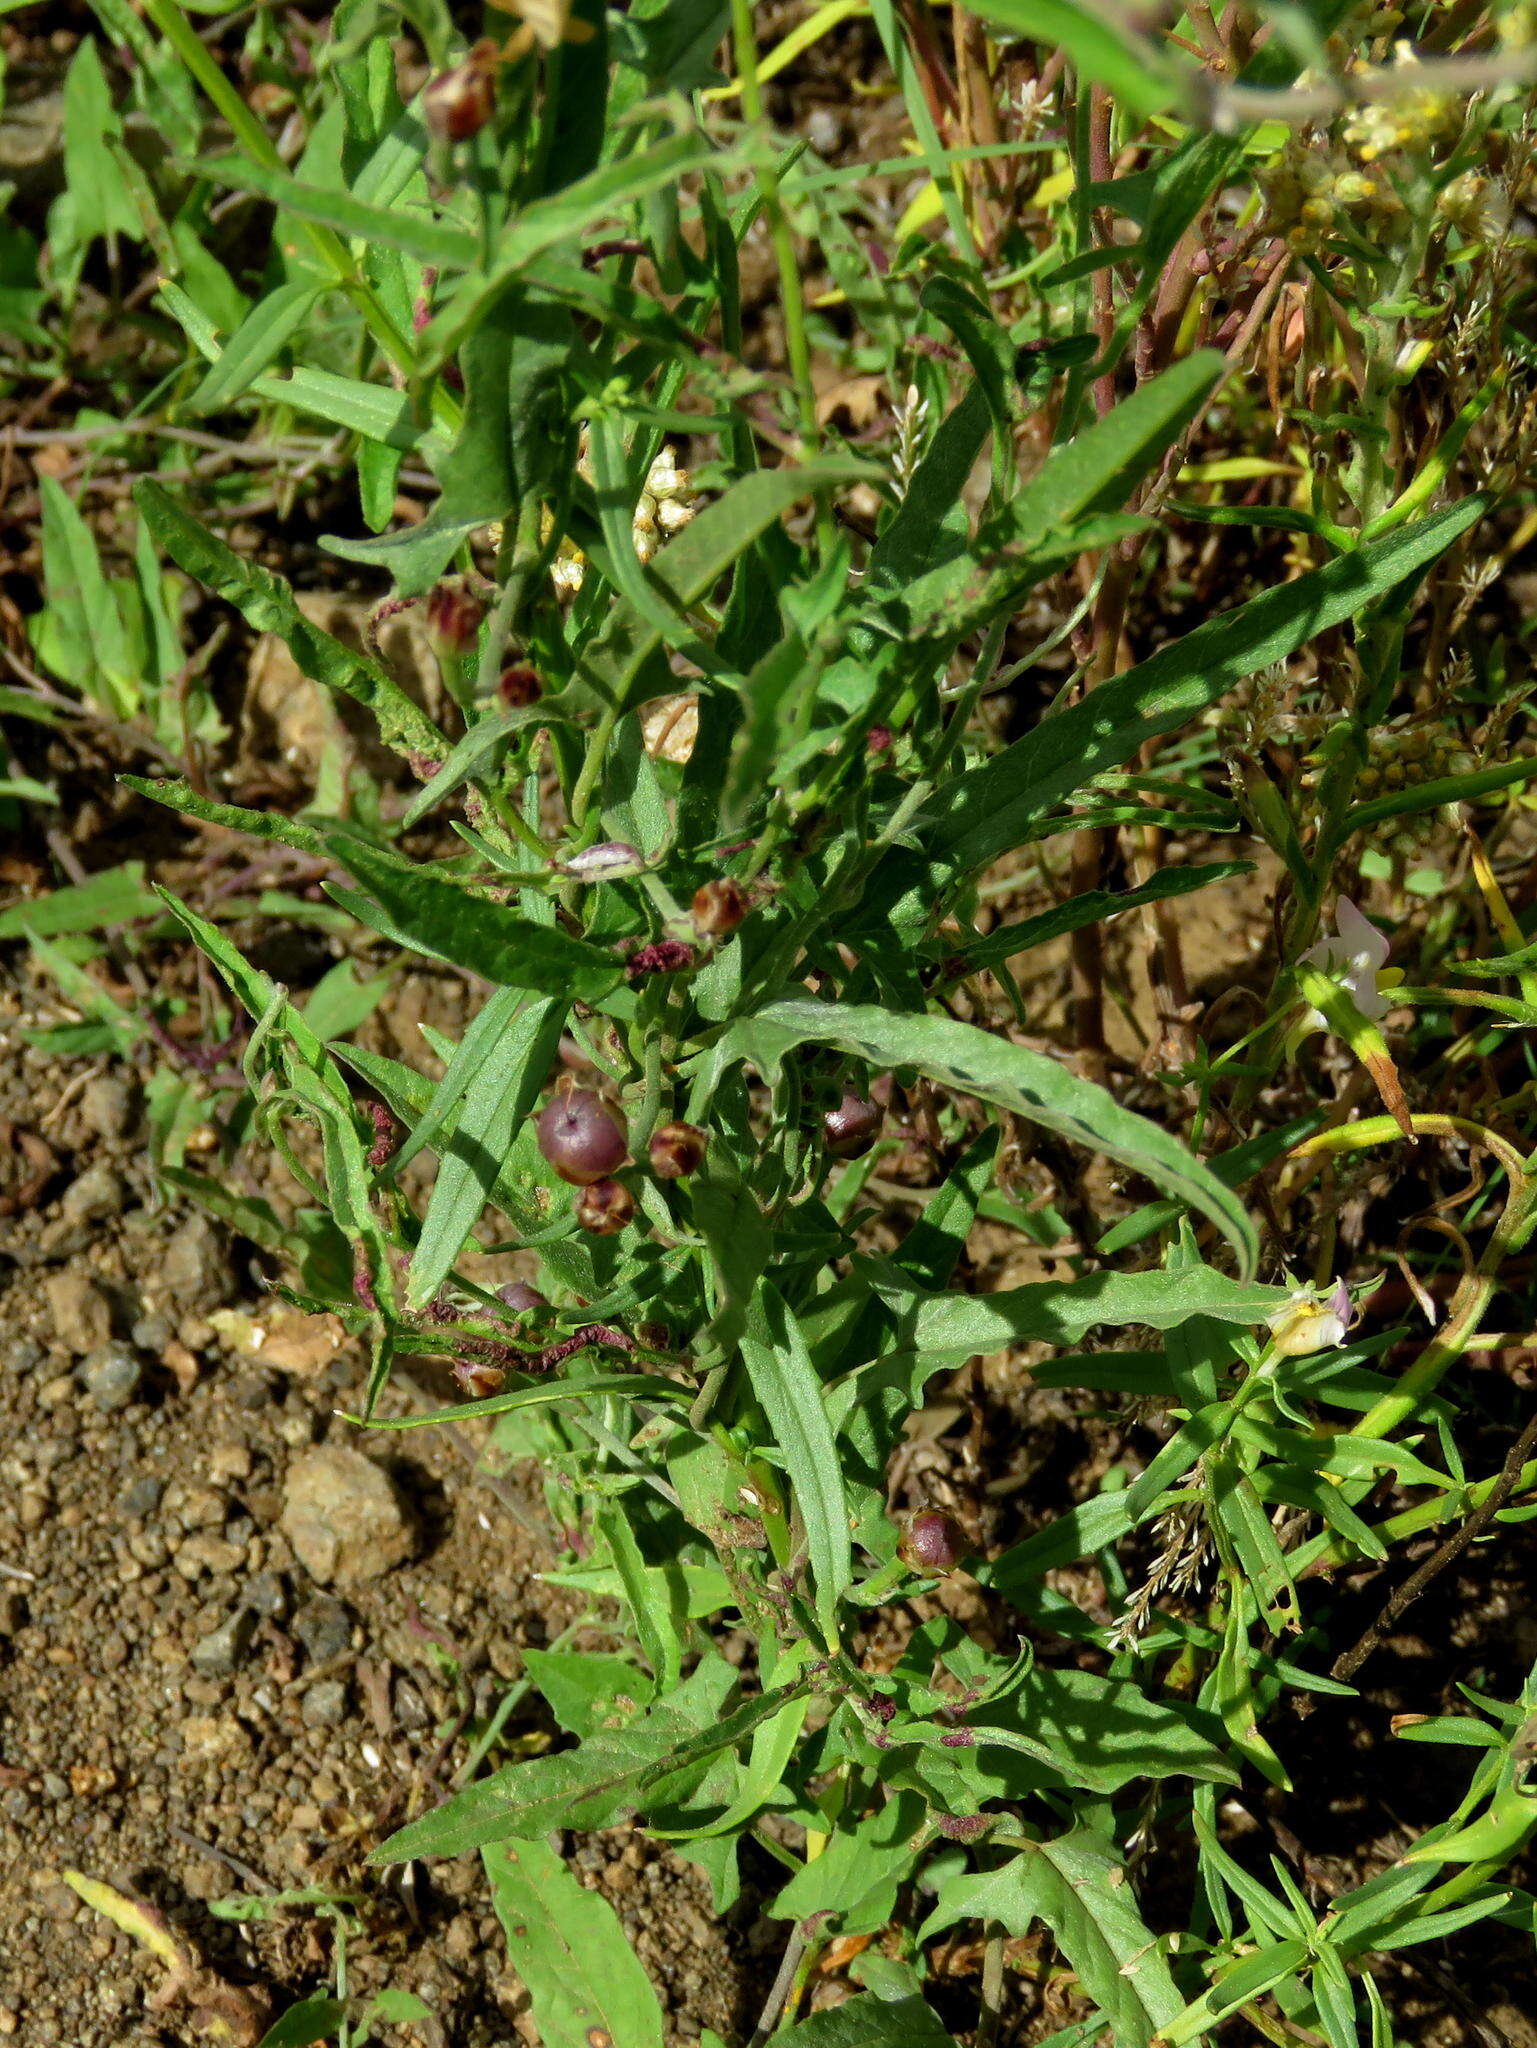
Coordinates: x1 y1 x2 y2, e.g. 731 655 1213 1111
1352 714 1476 798
1264 134 1407 253
1263 34 1473 254
1340 54 1461 163
542 435 699 601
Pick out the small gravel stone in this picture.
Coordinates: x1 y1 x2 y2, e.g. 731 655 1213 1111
243 1570 289 1620
300 1679 348 1728
291 1594 354 1665
806 105 843 154
190 1607 257 1677
44 1271 112 1356
160 1214 229 1309
80 1073 138 1142
5 1337 43 1376
131 1312 172 1353
83 1344 143 1413
230 1370 276 1410
61 1163 126 1227
41 1773 68 1801
281 1446 414 1586
120 1475 164 1520
173 1532 245 1581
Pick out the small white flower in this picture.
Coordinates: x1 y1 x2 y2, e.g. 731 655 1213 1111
1266 1277 1354 1357
1298 898 1395 1031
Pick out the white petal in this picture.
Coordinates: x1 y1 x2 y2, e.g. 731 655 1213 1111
1334 898 1390 970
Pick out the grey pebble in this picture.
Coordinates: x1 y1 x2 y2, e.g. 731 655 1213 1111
80 1073 138 1142
300 1679 348 1729
161 1213 229 1309
61 1163 127 1227
131 1312 172 1353
120 1475 164 1520
83 1344 143 1413
190 1608 257 1678
41 1772 69 1802
292 1594 354 1665
806 106 843 155
242 1570 288 1620
5 1338 43 1376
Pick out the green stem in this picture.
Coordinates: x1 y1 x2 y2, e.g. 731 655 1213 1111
729 0 830 551
569 700 622 837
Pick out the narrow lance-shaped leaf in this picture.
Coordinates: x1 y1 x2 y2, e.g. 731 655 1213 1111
916 497 1487 887
969 0 1181 120
873 1264 1289 1362
742 1281 852 1645
317 824 622 1002
373 1680 809 1862
406 995 566 1311
727 999 1258 1276
135 480 450 766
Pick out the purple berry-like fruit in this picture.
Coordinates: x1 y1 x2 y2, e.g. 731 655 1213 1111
823 1088 883 1159
536 1088 628 1186
498 664 541 707
497 1281 548 1315
898 1510 967 1575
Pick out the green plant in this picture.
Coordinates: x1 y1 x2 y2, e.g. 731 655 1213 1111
12 0 1537 2041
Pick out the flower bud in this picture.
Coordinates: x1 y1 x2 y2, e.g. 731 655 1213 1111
577 1177 634 1235
498 663 541 708
497 1280 548 1315
422 41 497 142
536 1088 628 1186
424 580 485 656
649 1121 706 1180
822 1088 883 1159
561 841 647 884
692 877 749 937
898 1510 967 1575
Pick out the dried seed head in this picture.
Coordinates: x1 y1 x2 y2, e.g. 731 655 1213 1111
624 940 694 982
649 1121 707 1180
365 1101 399 1169
822 1088 884 1159
935 1812 991 1843
691 877 750 937
577 1177 635 1235
561 841 647 884
536 1088 628 1185
422 41 498 142
898 1510 967 1575
424 580 486 655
